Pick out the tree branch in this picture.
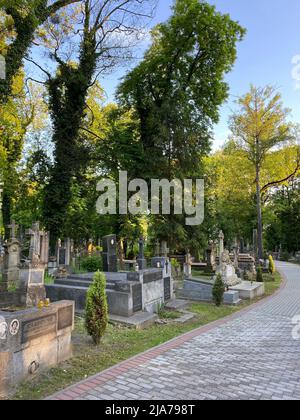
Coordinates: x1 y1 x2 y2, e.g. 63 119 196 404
46 0 82 17
261 161 300 193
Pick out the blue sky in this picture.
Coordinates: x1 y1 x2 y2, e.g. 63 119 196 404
100 0 300 150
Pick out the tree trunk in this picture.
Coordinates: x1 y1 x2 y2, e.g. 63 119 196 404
256 164 264 260
2 189 11 239
43 36 97 246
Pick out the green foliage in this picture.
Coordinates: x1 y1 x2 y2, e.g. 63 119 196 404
44 272 55 285
265 178 300 254
117 0 245 251
171 258 180 269
212 274 225 307
85 271 108 345
268 255 276 275
81 256 103 273
229 85 294 258
280 251 291 262
256 266 264 283
0 0 81 102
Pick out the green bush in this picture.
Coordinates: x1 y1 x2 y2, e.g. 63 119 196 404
280 251 290 262
268 255 276 275
256 265 264 283
85 271 108 345
171 258 180 269
212 274 225 307
81 256 103 272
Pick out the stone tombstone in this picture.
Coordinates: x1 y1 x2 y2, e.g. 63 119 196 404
205 241 216 273
183 250 192 278
154 240 160 257
21 222 47 306
56 238 73 267
0 301 74 398
233 243 239 269
206 247 212 265
26 222 47 268
8 220 18 241
161 241 169 259
2 221 20 290
102 235 118 272
215 250 241 288
211 240 217 271
58 247 66 266
64 238 72 267
40 231 50 267
2 239 21 290
219 230 225 256
137 237 147 270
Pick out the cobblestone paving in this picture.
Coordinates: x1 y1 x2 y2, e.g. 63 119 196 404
49 263 300 400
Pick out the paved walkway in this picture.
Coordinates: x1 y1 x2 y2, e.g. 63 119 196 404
49 262 300 401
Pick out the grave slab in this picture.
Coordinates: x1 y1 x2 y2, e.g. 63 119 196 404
109 312 158 329
230 281 265 300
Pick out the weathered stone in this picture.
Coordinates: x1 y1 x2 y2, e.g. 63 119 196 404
102 235 118 272
2 239 20 289
230 281 265 300
178 278 241 305
46 266 174 317
137 237 147 270
219 230 224 256
215 250 241 287
0 301 74 398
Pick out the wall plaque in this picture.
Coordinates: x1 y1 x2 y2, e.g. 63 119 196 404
21 314 56 344
58 306 73 331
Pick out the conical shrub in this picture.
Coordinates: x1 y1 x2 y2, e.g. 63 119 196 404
212 274 225 307
85 271 108 345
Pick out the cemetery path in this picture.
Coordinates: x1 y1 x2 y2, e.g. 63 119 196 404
49 262 300 401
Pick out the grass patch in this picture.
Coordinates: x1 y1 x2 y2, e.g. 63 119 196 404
263 271 282 297
9 271 283 401
191 270 213 279
158 309 182 320
44 273 55 285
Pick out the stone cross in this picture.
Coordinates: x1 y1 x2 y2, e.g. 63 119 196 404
219 230 225 256
26 222 46 265
8 220 19 240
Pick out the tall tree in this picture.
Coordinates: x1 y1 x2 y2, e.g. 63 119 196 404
117 0 245 247
33 0 155 249
206 141 300 249
0 0 81 103
0 73 47 234
229 86 296 259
